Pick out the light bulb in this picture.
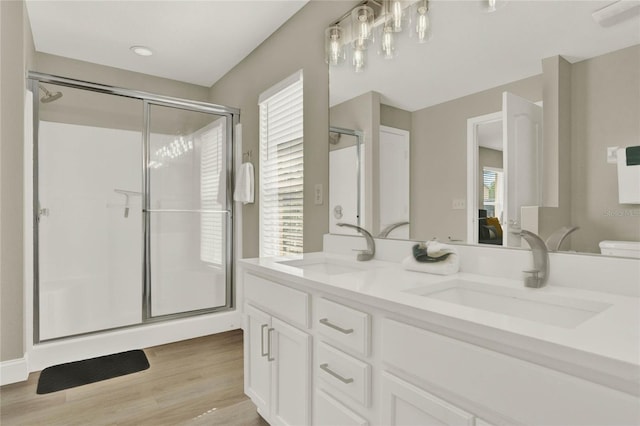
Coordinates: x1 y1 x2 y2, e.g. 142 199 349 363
353 48 366 73
416 5 430 43
381 25 395 59
391 1 403 32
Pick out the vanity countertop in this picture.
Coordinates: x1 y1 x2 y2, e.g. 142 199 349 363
239 252 640 394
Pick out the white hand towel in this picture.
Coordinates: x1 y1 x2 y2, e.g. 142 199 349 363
402 254 460 275
234 162 254 204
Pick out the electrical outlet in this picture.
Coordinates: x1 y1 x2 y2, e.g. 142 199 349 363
314 184 323 205
452 199 466 210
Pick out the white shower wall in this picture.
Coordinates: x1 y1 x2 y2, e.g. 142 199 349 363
38 121 143 340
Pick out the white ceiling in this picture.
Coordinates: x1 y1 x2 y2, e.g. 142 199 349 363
330 0 640 111
26 0 309 87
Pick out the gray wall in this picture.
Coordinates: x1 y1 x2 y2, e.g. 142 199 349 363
570 45 640 252
410 75 542 241
209 1 356 258
1 0 35 362
381 104 411 131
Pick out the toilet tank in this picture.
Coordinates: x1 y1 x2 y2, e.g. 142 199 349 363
599 240 640 258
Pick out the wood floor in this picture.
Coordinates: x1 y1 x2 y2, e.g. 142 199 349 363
0 329 269 425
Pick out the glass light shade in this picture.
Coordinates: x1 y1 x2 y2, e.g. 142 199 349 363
415 2 431 43
381 24 395 59
351 5 374 48
352 47 367 73
325 25 345 65
390 0 404 32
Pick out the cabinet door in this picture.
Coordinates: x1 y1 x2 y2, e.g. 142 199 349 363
380 372 474 426
244 304 272 417
271 317 312 426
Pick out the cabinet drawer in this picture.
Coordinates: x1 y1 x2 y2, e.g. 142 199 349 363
317 342 371 407
382 318 640 426
315 389 368 426
244 273 310 328
316 298 370 356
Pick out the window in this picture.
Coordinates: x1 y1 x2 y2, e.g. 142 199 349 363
482 167 504 222
259 70 304 257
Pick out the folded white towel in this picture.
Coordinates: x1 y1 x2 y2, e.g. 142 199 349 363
402 240 460 275
425 240 456 257
402 254 460 275
233 162 254 204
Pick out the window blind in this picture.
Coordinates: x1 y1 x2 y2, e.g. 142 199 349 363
201 123 224 265
259 71 304 257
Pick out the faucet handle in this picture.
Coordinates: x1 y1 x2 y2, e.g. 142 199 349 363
523 269 541 288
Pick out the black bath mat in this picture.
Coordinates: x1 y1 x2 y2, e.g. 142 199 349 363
36 349 149 394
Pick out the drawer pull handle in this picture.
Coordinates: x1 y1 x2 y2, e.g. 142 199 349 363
260 324 269 357
267 327 275 362
320 363 354 384
319 318 354 334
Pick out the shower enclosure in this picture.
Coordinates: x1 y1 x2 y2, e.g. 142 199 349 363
28 72 239 342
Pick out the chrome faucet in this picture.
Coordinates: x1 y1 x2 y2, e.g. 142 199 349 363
337 223 375 261
545 226 579 252
519 230 549 288
377 221 410 238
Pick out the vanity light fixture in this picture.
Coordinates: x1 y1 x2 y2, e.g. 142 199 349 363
130 45 154 57
325 0 433 73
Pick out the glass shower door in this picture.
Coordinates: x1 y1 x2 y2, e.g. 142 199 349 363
36 84 144 341
146 103 231 318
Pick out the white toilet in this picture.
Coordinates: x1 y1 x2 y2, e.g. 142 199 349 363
599 240 640 258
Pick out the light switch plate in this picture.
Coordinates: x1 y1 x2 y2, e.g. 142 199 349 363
607 146 619 164
314 184 323 205
452 199 466 210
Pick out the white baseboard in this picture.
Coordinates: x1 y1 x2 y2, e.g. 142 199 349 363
1 357 29 385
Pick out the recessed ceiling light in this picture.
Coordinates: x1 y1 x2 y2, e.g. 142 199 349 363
130 45 153 57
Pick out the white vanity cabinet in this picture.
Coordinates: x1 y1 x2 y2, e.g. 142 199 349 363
240 262 640 426
243 274 312 426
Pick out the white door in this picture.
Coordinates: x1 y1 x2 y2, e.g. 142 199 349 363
379 126 410 238
270 317 311 426
502 92 542 247
244 304 272 417
380 372 474 426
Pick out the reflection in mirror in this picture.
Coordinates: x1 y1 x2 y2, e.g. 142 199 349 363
467 92 543 248
328 0 640 255
329 127 363 236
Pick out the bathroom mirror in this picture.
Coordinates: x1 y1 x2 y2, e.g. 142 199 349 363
328 0 640 254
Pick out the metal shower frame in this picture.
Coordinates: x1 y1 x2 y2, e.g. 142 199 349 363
28 71 240 343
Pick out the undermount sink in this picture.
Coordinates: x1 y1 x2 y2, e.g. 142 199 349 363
405 279 611 328
278 257 368 276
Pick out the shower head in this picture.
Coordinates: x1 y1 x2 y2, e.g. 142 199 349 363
329 131 341 145
38 85 63 103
